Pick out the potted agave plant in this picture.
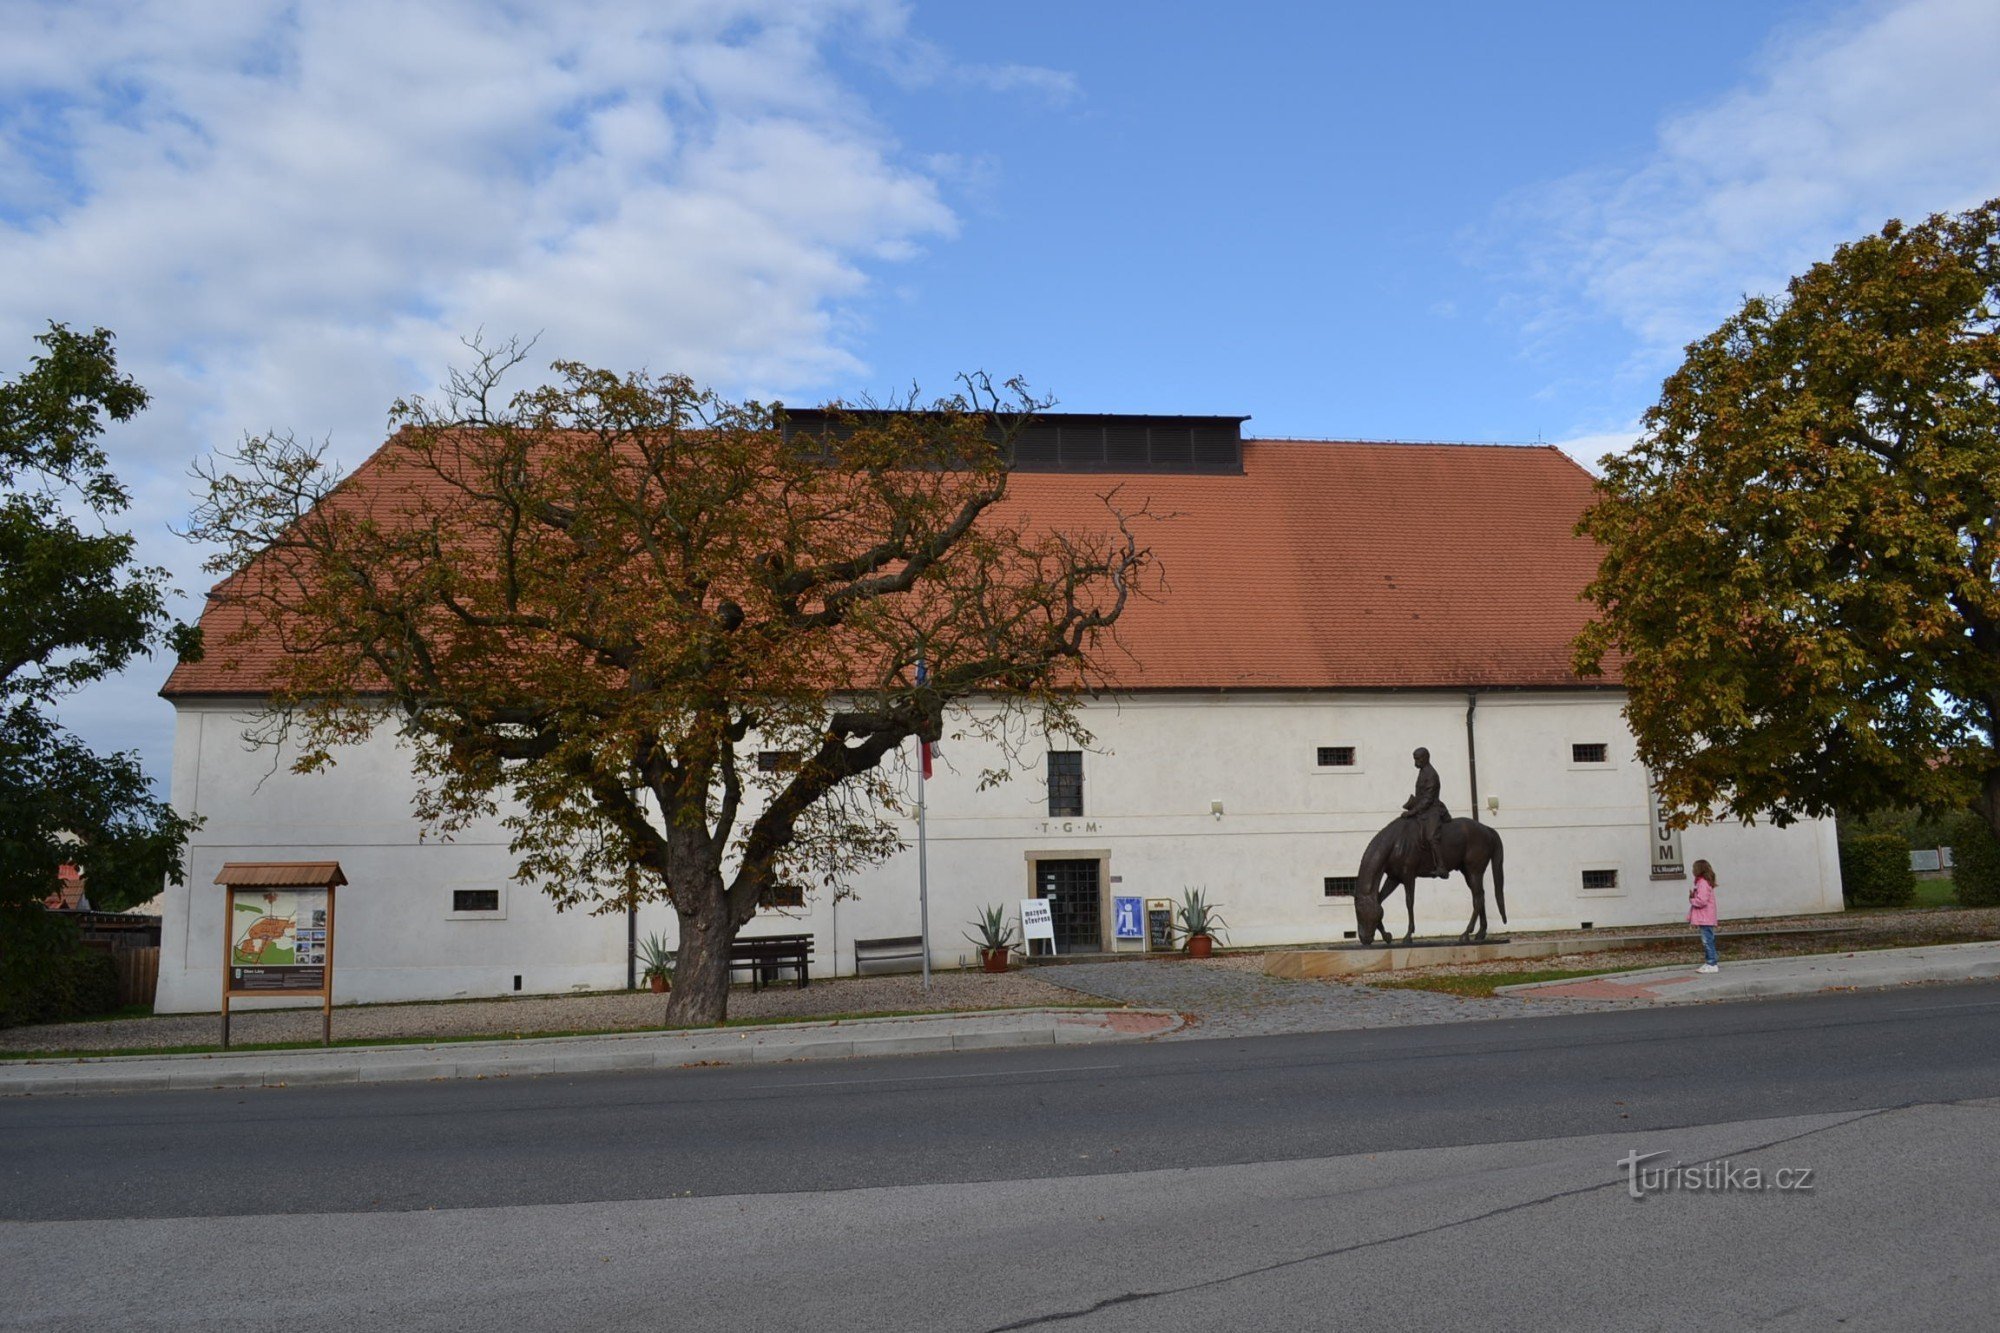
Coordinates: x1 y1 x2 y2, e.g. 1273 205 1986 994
964 904 1020 973
637 931 676 993
1172 887 1228 959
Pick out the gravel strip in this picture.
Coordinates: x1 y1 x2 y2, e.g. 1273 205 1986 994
11 907 1994 1055
0 970 1086 1054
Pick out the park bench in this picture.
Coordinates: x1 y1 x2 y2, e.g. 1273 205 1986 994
853 935 926 976
728 933 813 990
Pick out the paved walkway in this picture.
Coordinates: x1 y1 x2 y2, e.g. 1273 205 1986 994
1036 960 1637 1039
9 941 2000 1097
0 1008 1178 1097
1498 940 2000 1003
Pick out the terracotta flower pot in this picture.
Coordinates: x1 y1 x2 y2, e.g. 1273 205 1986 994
1187 934 1214 959
981 946 1011 973
648 973 669 993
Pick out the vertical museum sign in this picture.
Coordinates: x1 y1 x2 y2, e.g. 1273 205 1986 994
1648 779 1685 880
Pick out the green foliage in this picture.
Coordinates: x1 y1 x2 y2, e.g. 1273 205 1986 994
1171 886 1227 943
0 913 120 1029
1946 812 2000 908
962 903 1019 953
1838 830 1916 909
1 325 199 974
1574 202 2000 840
186 341 1153 1025
636 931 676 980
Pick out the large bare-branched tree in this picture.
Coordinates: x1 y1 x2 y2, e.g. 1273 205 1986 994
189 345 1154 1023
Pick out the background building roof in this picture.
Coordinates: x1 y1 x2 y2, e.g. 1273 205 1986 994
163 436 1613 697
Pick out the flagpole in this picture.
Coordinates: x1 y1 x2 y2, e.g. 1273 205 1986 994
917 749 931 991
915 656 933 992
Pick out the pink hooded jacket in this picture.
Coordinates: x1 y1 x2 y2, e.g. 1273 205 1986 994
1688 876 1718 927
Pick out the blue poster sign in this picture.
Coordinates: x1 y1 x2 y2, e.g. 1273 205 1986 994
1113 895 1143 940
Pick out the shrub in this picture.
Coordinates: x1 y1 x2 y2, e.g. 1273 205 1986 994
0 911 122 1029
1838 829 1915 909
1948 813 2000 908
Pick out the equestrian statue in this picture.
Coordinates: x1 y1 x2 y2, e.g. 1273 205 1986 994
1354 746 1507 945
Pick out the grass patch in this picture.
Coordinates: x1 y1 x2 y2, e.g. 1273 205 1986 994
1369 967 1639 998
1912 879 1959 909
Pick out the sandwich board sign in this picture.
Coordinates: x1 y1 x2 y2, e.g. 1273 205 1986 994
1113 895 1144 941
217 861 346 1048
1020 897 1056 956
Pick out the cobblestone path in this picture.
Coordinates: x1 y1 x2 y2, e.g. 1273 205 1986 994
1034 959 1635 1040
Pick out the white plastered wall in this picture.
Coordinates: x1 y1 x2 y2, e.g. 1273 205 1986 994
154 689 1843 1011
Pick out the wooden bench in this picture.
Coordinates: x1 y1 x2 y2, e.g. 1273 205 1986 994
853 935 926 976
728 933 813 990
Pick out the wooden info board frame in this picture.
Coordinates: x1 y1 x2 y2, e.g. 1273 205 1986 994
216 862 347 1048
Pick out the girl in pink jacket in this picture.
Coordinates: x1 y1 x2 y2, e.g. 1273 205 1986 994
1689 859 1719 972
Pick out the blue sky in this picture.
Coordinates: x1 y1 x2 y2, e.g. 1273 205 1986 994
5 0 1999 787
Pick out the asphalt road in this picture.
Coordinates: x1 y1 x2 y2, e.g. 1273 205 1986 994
7 984 2000 1330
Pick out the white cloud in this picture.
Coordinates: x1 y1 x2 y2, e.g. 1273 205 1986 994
0 0 1071 782
1498 0 2000 362
1549 428 1640 477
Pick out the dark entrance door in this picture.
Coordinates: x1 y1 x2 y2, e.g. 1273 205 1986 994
1035 859 1101 955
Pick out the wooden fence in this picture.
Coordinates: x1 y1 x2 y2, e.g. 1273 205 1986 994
112 947 160 1009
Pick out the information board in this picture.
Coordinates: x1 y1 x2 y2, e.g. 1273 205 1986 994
1020 897 1056 954
228 888 331 994
1113 895 1144 941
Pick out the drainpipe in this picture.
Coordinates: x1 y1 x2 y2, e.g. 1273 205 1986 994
1465 691 1480 823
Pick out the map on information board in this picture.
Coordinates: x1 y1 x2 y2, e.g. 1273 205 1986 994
229 889 330 991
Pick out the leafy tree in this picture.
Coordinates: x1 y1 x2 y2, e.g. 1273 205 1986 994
1 325 200 1014
1575 201 2000 842
189 344 1153 1024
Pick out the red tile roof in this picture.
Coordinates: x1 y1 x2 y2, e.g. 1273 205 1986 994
44 865 88 911
163 437 1614 697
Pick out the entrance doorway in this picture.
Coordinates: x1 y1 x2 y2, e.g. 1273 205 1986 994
1034 859 1102 954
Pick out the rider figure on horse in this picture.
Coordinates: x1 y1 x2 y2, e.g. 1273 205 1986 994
1399 746 1451 878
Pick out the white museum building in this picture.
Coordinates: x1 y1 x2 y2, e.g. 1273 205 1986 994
151 416 1844 1012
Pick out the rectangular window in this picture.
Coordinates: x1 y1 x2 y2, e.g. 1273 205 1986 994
452 889 500 913
759 882 805 909
1581 869 1619 891
756 750 800 773
1316 746 1356 768
1572 743 1609 764
1047 751 1084 817
1323 876 1359 898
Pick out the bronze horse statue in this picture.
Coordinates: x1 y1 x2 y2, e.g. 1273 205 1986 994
1354 817 1507 945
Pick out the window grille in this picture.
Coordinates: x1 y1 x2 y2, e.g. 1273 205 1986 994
452 889 499 912
1324 876 1359 898
1572 743 1609 764
1581 869 1619 890
1047 751 1084 817
757 751 800 773
1317 746 1356 767
759 882 805 909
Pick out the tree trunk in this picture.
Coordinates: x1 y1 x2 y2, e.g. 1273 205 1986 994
1979 768 2000 847
665 900 735 1026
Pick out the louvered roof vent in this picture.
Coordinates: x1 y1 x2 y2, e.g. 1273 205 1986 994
780 411 1247 474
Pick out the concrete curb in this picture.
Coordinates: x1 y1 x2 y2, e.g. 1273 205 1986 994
1497 941 2000 1004
0 1007 1183 1098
